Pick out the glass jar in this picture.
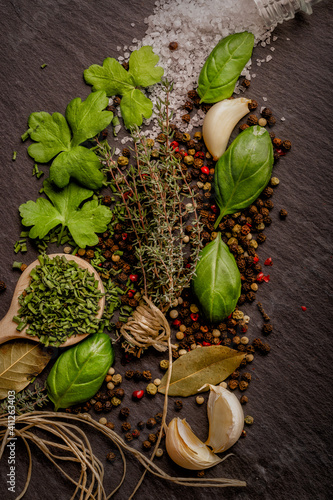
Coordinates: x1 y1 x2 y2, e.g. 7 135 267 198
253 0 323 26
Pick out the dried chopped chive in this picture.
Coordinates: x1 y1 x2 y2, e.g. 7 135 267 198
21 131 29 142
15 254 104 346
40 63 47 69
12 151 17 161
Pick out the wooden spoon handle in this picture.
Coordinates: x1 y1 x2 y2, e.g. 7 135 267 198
0 315 26 344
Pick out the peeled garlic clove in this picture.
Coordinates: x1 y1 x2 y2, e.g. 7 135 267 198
202 97 251 161
204 384 244 453
166 417 222 470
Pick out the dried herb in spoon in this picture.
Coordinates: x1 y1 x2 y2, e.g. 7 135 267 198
14 254 103 346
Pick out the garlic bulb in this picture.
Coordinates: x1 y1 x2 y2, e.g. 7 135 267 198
204 384 244 453
166 417 222 470
202 97 251 161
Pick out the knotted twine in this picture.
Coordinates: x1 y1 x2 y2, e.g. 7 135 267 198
120 296 176 352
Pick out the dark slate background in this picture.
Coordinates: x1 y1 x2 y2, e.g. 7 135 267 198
0 1 332 499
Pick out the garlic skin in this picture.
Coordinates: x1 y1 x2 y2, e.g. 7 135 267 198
203 384 244 453
166 417 222 470
202 98 251 161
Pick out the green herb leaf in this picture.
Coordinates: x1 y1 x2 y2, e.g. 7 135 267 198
84 46 163 129
83 57 134 95
50 147 104 189
192 233 241 323
198 32 254 103
27 112 71 162
25 91 113 189
0 341 52 400
120 89 153 129
46 333 114 410
214 125 274 227
66 91 115 147
128 46 164 87
158 346 245 397
19 179 112 248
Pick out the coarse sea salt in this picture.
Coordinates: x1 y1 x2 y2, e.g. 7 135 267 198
119 0 278 136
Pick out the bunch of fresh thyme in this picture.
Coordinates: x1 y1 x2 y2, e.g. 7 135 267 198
97 80 202 312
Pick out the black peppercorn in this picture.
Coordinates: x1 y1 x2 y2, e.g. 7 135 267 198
119 407 130 420
94 402 104 412
247 114 258 126
137 421 145 430
106 452 116 462
240 395 248 405
125 370 134 380
155 412 163 424
261 107 272 118
142 370 152 381
133 371 142 382
132 429 140 439
267 116 276 127
115 388 125 399
104 401 113 412
169 41 178 51
148 433 157 444
125 432 133 442
248 100 258 111
121 422 131 433
142 440 152 450
279 209 288 219
242 372 252 382
256 233 267 244
282 139 291 151
246 292 256 302
146 418 157 429
174 400 183 411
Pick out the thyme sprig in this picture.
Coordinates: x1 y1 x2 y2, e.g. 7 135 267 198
0 383 49 416
96 80 203 310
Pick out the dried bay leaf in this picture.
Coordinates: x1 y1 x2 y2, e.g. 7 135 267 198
0 341 52 399
158 346 245 397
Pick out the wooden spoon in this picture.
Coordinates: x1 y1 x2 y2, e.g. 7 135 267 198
0 253 105 347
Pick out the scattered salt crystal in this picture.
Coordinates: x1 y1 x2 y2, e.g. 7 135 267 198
124 52 130 58
270 47 275 51
273 36 278 41
286 37 290 40
262 97 268 101
118 56 124 61
117 0 278 132
266 55 272 62
131 23 135 27
116 46 121 51
115 148 121 155
281 117 286 121
260 106 265 113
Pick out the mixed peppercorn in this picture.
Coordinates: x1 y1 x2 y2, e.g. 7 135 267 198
58 83 292 459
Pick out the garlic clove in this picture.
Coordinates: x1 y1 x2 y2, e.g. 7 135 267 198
202 98 251 161
166 417 222 470
203 384 244 453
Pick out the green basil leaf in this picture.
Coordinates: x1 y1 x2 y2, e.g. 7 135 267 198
214 125 274 227
46 333 114 410
158 346 245 397
192 233 241 323
128 46 164 87
120 89 153 129
198 31 254 103
83 57 135 96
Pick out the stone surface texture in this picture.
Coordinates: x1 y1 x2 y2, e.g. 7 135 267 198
0 1 332 499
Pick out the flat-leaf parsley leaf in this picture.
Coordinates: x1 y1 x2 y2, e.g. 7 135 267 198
19 179 112 248
24 91 113 190
84 46 163 129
